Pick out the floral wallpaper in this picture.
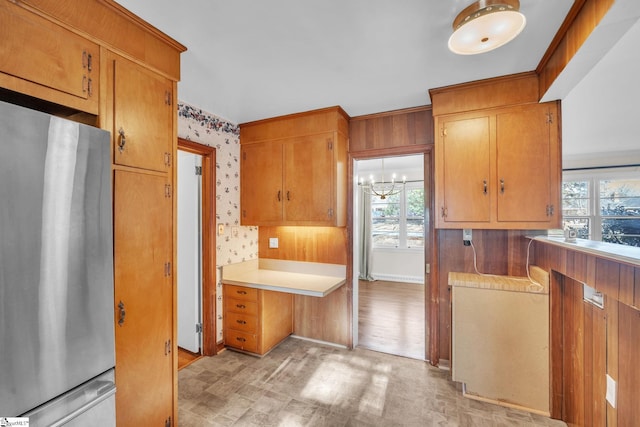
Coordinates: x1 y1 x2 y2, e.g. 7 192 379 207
177 101 258 342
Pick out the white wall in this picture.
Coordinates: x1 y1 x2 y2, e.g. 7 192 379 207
371 248 424 284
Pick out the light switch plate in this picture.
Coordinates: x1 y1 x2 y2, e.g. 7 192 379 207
269 237 279 248
218 223 224 235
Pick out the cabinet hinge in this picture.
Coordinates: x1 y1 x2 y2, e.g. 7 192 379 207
164 152 172 167
165 184 172 198
441 126 447 137
195 166 202 176
327 138 333 150
440 206 447 218
164 339 172 356
165 90 172 106
164 262 172 277
165 416 172 427
546 113 553 124
196 323 203 333
328 208 334 218
425 263 431 274
242 209 246 218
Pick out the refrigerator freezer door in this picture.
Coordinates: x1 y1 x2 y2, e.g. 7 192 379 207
0 101 115 416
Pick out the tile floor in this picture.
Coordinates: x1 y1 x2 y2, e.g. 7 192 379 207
178 337 566 427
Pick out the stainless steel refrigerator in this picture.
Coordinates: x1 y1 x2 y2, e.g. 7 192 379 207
0 100 116 425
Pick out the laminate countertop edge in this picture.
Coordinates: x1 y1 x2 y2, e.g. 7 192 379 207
221 259 347 298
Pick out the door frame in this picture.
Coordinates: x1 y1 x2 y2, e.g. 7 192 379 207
177 138 217 356
348 145 437 363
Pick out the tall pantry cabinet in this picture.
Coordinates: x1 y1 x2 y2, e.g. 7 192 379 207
0 1 186 425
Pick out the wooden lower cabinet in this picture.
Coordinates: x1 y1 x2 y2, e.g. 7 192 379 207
114 170 173 426
223 284 293 355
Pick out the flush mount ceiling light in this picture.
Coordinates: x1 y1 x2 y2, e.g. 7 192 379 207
448 0 526 55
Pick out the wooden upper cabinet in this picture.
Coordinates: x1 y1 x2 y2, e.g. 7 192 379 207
0 1 99 114
439 115 491 223
240 107 349 227
111 54 173 172
496 103 559 223
241 141 284 224
435 102 561 229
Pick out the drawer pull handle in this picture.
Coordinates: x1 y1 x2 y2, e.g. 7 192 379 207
236 304 246 309
236 320 247 325
237 290 247 295
236 337 246 342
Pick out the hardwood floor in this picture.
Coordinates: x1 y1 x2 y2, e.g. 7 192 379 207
178 347 202 370
358 279 425 360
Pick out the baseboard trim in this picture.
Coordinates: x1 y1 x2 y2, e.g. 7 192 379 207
371 273 424 284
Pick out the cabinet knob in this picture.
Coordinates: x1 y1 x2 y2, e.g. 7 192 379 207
483 180 487 195
236 337 246 342
236 304 246 309
237 290 247 295
118 128 126 153
277 190 281 202
236 319 247 325
500 179 505 194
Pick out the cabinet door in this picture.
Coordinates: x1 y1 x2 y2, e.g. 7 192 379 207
240 141 283 224
496 103 556 223
439 115 491 223
114 170 173 427
112 56 173 172
284 133 335 223
0 1 99 113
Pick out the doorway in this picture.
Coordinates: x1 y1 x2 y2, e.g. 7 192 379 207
352 153 429 360
177 139 216 368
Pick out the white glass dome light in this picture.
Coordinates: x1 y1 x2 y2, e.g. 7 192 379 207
448 0 526 55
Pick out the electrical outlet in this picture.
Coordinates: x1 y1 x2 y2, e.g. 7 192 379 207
463 229 472 246
269 237 279 248
218 223 224 235
231 226 239 238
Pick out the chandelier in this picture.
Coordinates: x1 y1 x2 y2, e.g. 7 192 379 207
360 158 406 200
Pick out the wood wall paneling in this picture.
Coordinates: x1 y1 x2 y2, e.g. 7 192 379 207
595 258 620 301
634 267 640 309
348 106 433 152
562 276 585 426
258 226 350 346
535 239 640 426
617 303 640 426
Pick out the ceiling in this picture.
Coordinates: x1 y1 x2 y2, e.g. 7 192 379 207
114 0 574 124
113 0 640 168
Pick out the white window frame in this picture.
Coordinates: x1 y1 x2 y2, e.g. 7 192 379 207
371 181 424 250
563 166 640 244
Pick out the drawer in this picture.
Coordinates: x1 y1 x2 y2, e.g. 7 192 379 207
224 329 258 353
224 284 259 301
225 311 257 333
224 297 258 316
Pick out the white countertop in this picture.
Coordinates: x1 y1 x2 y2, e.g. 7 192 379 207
531 236 640 267
221 259 346 297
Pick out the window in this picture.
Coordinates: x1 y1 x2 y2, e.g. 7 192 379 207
562 169 640 247
371 182 424 249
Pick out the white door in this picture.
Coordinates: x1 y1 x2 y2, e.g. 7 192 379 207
177 150 202 353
